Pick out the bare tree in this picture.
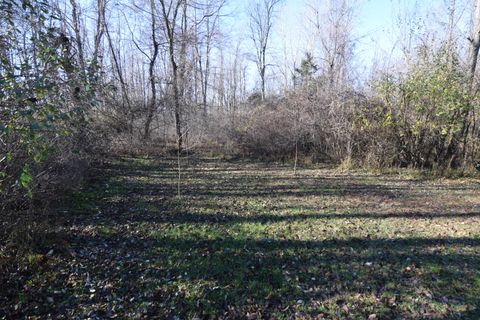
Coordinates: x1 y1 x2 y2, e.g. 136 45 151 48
248 0 281 101
104 7 133 133
88 0 106 80
194 0 225 117
159 0 185 151
69 0 86 78
65 0 105 88
225 42 246 120
308 0 354 88
143 0 160 139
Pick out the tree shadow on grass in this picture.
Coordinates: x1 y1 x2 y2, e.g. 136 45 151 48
123 207 480 224
96 158 478 203
40 158 480 319
51 232 480 319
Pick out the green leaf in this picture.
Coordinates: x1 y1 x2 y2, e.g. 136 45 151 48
19 165 33 195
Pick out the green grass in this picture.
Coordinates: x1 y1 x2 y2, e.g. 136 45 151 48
3 157 480 319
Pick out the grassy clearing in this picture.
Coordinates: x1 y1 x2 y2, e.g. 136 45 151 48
2 157 480 319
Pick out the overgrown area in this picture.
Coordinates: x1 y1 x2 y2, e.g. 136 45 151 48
3 0 480 318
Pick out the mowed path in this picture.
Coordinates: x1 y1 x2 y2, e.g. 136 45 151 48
3 157 480 319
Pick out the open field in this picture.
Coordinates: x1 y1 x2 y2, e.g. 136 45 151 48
2 157 480 319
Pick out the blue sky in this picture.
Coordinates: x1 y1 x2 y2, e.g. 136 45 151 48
77 0 473 90
222 0 472 89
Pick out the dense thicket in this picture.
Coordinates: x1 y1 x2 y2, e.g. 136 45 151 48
0 0 102 243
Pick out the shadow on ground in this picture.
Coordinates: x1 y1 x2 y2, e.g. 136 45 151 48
2 157 480 319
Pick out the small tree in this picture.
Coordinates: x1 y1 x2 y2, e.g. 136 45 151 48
248 0 281 101
293 52 318 88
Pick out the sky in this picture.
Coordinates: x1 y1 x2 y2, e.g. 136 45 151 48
76 0 473 91
223 0 472 89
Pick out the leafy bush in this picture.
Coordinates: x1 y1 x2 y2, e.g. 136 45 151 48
0 0 94 245
358 48 476 169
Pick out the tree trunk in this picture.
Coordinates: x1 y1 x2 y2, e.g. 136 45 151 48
469 0 480 88
144 0 160 140
160 0 184 152
104 16 132 134
87 0 106 81
69 0 86 80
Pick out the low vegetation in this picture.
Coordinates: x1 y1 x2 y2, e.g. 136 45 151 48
2 157 480 318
